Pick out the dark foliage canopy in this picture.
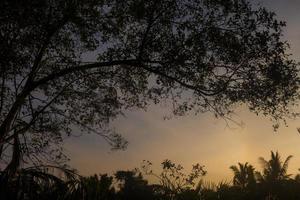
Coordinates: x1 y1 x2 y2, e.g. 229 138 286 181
0 0 299 170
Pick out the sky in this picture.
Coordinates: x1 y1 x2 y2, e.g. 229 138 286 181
65 0 300 183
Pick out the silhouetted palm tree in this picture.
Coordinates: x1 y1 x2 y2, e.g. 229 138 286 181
256 151 293 199
0 165 83 200
230 162 256 189
257 151 292 183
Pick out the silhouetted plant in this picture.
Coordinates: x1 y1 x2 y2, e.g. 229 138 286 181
0 165 83 200
230 162 256 189
257 151 292 183
256 151 293 199
141 159 206 200
80 174 115 200
115 170 155 200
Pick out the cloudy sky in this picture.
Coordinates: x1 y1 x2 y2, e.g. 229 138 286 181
65 0 300 183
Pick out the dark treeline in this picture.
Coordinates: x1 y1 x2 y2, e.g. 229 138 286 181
2 151 300 200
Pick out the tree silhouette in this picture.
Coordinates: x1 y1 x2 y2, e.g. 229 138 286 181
115 170 155 200
0 165 83 200
230 162 256 189
0 0 299 174
257 151 293 199
141 159 206 200
81 174 115 200
258 151 292 183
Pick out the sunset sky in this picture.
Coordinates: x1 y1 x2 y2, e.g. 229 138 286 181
65 0 300 183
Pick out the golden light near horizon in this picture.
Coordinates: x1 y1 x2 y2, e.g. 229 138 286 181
67 105 300 183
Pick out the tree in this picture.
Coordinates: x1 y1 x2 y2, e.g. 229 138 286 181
257 151 293 199
81 174 115 200
141 159 206 199
258 151 292 183
0 165 83 200
230 162 256 189
0 0 299 173
115 170 155 200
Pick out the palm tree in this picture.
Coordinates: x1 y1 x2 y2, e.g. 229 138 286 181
257 151 292 183
230 162 256 189
0 165 84 200
256 151 293 199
